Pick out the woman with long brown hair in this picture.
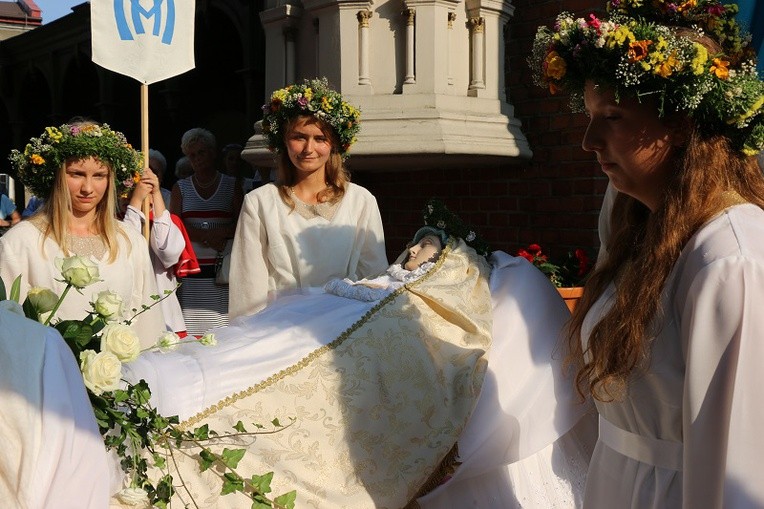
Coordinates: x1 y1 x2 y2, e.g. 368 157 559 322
229 78 388 318
532 1 764 507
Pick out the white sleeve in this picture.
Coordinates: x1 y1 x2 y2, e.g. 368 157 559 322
124 207 184 269
681 256 764 508
229 193 270 319
355 193 389 278
148 210 185 269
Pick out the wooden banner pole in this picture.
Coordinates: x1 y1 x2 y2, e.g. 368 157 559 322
140 83 150 240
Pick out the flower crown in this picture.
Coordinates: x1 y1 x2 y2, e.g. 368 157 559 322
422 198 492 258
9 123 143 199
261 78 361 158
530 1 764 155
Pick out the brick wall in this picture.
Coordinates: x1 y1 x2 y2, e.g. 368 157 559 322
358 0 608 264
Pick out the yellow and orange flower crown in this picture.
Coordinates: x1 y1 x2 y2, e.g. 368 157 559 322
261 77 361 159
8 123 143 199
530 0 764 155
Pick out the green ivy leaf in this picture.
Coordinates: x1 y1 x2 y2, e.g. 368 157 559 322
274 490 297 509
251 501 271 509
221 472 244 495
233 420 247 433
153 453 166 469
221 448 246 469
271 418 281 427
250 472 273 495
198 449 215 472
194 424 210 440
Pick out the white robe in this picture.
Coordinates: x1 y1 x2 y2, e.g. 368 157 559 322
0 221 166 348
583 204 764 508
0 305 110 509
229 182 389 318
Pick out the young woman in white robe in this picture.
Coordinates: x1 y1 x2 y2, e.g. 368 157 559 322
229 79 388 318
532 3 764 507
1 122 165 348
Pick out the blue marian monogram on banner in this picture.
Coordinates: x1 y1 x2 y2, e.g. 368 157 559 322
114 0 176 45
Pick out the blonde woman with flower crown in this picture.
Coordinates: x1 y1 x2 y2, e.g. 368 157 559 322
1 122 165 348
531 2 764 507
229 78 388 318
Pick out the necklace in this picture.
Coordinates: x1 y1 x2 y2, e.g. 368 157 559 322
193 173 219 190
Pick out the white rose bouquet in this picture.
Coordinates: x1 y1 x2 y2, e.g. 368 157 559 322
1 256 296 509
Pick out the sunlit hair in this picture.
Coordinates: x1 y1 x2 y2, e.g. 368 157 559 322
567 127 764 401
275 115 349 209
181 127 217 154
40 155 128 263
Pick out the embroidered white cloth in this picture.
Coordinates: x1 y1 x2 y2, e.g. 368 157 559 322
114 246 594 508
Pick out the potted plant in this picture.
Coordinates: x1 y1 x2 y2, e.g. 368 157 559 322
516 244 592 312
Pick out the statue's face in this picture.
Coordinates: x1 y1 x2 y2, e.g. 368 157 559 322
404 235 442 270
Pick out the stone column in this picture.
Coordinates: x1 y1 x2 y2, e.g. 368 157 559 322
357 9 372 85
447 12 456 86
467 16 485 92
403 8 416 85
284 27 297 84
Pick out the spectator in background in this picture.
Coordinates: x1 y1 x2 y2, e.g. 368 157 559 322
170 128 242 335
221 143 255 194
174 156 193 180
21 195 44 219
0 193 20 228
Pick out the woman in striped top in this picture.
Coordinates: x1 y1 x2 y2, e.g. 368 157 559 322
170 128 243 335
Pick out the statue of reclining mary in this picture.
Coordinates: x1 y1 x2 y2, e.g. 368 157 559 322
114 204 595 508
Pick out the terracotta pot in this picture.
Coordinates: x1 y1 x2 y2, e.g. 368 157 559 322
557 286 584 313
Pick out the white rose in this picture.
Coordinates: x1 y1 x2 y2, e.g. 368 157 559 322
56 255 100 289
116 487 149 507
26 287 59 314
79 349 122 395
156 331 180 352
100 323 141 362
199 332 217 346
92 290 124 320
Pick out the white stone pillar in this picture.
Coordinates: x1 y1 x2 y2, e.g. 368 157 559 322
357 9 372 85
404 8 416 85
447 12 456 86
467 16 485 93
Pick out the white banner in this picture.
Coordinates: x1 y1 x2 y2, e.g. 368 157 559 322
91 0 195 85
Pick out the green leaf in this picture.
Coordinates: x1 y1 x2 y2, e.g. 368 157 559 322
156 474 174 500
274 491 297 509
56 320 94 349
271 418 281 427
198 449 215 472
221 448 246 469
251 501 271 509
233 420 247 433
221 472 244 495
153 453 166 469
21 298 39 321
194 424 210 440
250 472 273 495
9 275 22 302
0 276 6 300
